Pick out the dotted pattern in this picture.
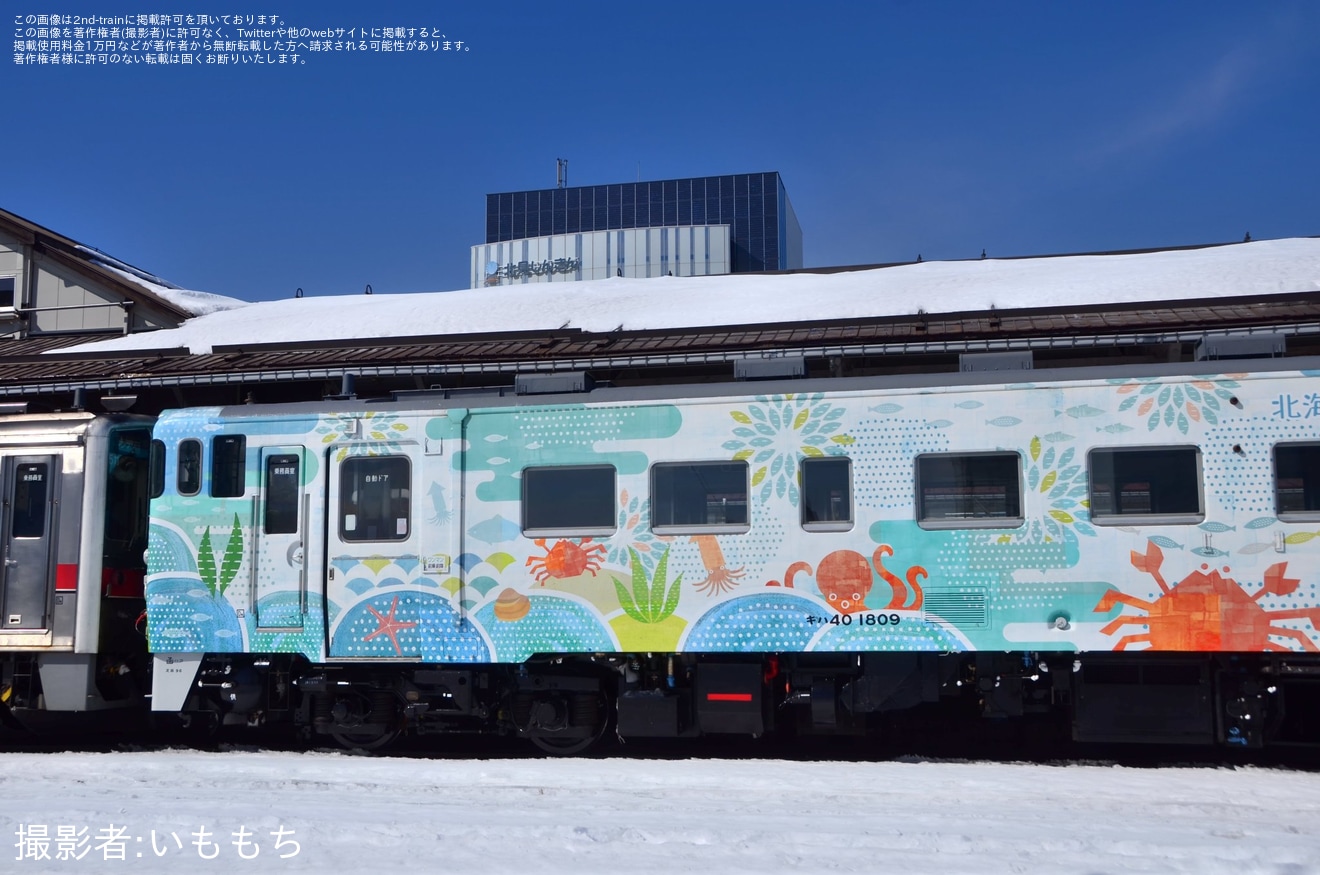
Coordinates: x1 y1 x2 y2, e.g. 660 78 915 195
146 576 243 653
681 592 826 651
850 418 947 512
471 593 616 662
812 619 965 652
330 592 491 661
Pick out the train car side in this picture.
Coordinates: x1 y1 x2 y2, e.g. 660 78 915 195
145 363 1320 750
0 413 153 721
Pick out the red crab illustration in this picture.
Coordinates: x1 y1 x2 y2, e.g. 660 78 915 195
525 537 607 584
1094 541 1320 651
769 545 926 613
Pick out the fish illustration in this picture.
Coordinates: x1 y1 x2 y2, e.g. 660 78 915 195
1043 432 1075 442
869 403 904 415
1198 522 1236 533
954 400 984 410
427 482 452 524
926 419 953 429
1062 404 1105 418
1096 423 1134 434
1190 546 1229 558
986 416 1022 427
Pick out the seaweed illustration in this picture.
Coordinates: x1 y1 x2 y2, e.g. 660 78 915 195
198 513 245 596
613 547 682 624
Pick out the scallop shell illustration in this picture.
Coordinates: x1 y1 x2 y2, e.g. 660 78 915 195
493 588 531 622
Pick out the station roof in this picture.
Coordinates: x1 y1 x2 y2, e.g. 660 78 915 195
1 235 1318 412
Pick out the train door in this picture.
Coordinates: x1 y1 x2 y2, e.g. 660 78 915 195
325 441 424 658
252 447 308 630
0 455 58 630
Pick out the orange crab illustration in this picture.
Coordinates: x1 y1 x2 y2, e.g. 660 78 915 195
1094 541 1320 651
769 545 926 613
525 537 607 584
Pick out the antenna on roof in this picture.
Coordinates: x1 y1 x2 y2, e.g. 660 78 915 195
364 284 372 295
1243 232 1252 243
980 249 987 259
556 158 568 189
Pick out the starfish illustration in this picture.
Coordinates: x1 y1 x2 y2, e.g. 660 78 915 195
363 595 417 656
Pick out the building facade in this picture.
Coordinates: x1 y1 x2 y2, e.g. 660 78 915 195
471 171 802 288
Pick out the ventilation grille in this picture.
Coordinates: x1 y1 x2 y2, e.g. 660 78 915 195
923 589 989 629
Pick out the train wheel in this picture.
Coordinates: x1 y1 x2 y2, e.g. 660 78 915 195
528 691 613 756
330 723 400 752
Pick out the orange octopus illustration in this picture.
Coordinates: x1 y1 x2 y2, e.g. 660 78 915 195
769 545 926 613
1094 541 1320 651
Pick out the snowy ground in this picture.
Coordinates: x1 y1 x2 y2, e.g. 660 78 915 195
1 750 1316 874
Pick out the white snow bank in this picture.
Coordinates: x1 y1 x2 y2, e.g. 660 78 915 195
56 237 1320 356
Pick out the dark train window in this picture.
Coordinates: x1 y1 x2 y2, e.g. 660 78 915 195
177 439 202 496
265 454 301 534
210 435 246 498
917 452 1023 528
1274 443 1320 518
523 466 616 535
652 461 749 533
148 440 165 499
802 457 852 530
11 463 48 538
339 456 411 542
1089 446 1203 523
106 429 151 557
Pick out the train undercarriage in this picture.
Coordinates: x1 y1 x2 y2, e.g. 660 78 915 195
170 650 1320 754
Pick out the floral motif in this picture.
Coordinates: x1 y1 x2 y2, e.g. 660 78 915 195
1111 377 1241 435
1019 435 1095 541
722 394 852 506
606 489 662 574
314 412 410 461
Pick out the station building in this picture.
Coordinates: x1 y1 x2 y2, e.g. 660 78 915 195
470 171 803 288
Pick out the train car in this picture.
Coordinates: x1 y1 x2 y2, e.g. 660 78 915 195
0 412 153 724
144 358 1320 751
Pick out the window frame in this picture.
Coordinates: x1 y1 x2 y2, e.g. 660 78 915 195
338 455 412 543
1088 444 1204 526
176 439 202 496
801 456 854 532
915 451 1024 530
521 464 617 538
1273 442 1320 520
148 439 166 499
650 460 751 535
209 435 246 498
264 454 302 535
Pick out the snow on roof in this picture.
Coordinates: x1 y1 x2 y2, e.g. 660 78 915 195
83 255 250 318
58 237 1320 356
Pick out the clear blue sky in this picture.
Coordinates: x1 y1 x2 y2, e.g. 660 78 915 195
8 1 1319 303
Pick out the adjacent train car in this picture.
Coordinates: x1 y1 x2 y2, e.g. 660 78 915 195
144 359 1320 751
0 412 153 721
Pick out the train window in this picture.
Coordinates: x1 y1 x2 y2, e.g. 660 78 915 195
148 440 165 499
265 455 301 534
106 429 151 559
177 439 202 496
11 463 48 538
1274 443 1320 518
339 456 411 542
916 452 1023 529
802 457 853 530
522 465 616 536
210 435 246 498
1089 446 1203 524
651 461 749 534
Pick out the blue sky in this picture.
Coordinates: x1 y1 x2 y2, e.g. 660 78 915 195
8 1 1319 303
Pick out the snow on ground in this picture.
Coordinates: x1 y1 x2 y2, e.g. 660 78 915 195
57 237 1320 355
1 751 1316 874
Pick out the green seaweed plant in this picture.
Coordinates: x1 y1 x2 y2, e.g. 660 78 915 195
613 547 682 624
198 513 245 596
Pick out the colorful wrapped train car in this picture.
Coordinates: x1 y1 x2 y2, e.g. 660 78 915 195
140 358 1320 750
